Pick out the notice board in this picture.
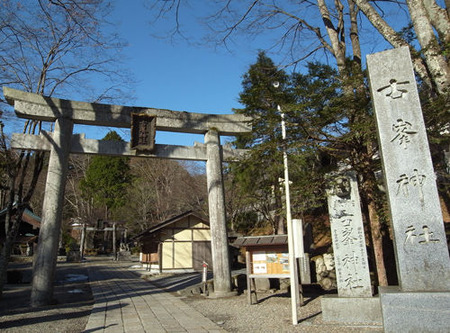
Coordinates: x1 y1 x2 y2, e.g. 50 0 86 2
251 247 290 275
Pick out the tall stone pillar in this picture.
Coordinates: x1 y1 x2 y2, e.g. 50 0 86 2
31 117 73 306
205 130 233 296
367 46 450 332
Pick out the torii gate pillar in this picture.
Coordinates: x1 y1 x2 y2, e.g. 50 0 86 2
205 130 233 296
31 117 73 307
3 87 250 304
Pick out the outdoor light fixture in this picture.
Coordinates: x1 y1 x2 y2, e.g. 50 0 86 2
273 81 301 325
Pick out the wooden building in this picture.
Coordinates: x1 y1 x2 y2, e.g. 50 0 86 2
134 211 212 272
0 206 41 256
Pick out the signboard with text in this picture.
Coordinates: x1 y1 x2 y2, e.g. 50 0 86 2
131 113 156 151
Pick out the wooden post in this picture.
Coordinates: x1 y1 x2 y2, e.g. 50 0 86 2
205 130 232 296
246 250 258 304
158 242 163 274
80 223 86 260
31 117 73 307
103 227 108 253
246 250 252 305
112 222 117 260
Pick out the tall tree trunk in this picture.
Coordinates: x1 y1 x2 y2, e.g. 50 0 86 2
366 198 388 286
0 130 20 297
317 0 389 287
348 0 362 65
357 143 390 287
317 0 347 75
354 0 433 89
0 206 23 297
406 0 450 95
422 0 450 44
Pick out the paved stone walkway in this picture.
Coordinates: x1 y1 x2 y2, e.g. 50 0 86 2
83 261 226 333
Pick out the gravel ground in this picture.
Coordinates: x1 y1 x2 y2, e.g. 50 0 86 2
181 288 383 333
144 270 383 333
0 260 93 333
0 259 383 332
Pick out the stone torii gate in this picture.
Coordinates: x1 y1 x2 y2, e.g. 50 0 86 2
3 87 251 306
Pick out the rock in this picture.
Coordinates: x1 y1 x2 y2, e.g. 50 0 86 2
323 253 335 271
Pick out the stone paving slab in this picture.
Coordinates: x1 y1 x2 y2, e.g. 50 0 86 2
83 261 227 333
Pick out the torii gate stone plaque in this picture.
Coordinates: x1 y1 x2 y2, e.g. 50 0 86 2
3 87 251 306
367 47 450 332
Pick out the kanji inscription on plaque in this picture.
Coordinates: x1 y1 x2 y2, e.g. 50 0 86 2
131 113 156 151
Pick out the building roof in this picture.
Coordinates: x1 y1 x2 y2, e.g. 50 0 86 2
233 235 288 247
0 205 41 228
132 211 208 241
21 209 42 228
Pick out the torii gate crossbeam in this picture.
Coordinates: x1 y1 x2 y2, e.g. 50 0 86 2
3 87 251 306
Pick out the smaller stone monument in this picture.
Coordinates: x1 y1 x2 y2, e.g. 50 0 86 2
321 171 382 324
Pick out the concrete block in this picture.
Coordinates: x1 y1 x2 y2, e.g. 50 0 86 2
379 286 450 333
321 295 382 325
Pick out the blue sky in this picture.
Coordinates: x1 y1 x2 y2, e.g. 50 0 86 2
3 1 255 147
80 0 260 146
76 0 403 146
4 0 406 147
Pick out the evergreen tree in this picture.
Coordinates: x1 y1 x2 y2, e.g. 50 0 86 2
232 52 314 234
80 131 132 220
233 54 392 286
291 61 394 286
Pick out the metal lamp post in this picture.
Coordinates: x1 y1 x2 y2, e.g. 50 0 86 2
273 82 300 325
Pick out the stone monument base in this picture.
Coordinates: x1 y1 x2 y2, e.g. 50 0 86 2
379 286 450 333
321 295 382 325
